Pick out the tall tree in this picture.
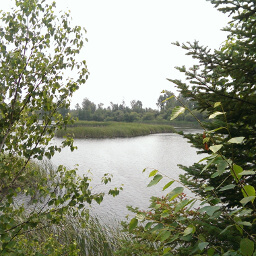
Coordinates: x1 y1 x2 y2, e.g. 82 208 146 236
0 1 117 253
119 2 256 255
168 0 256 209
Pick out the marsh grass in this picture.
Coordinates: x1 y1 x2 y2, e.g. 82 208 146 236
19 212 131 256
56 214 131 256
56 121 175 138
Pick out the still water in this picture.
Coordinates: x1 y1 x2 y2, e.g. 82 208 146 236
51 130 203 220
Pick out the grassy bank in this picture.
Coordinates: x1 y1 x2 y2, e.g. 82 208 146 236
56 121 176 138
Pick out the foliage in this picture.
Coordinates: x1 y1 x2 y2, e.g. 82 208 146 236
168 0 256 210
0 0 122 254
68 92 205 124
0 160 128 255
121 105 256 255
117 195 242 255
120 0 256 255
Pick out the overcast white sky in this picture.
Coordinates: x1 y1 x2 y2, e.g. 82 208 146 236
2 0 229 109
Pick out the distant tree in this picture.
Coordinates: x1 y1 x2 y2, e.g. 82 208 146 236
80 98 96 120
119 100 127 111
58 106 70 118
110 102 119 112
124 112 140 122
98 103 104 109
75 103 81 110
130 100 143 113
156 90 176 111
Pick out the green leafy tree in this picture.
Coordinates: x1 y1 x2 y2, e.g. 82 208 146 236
0 0 120 254
80 97 96 120
130 100 143 113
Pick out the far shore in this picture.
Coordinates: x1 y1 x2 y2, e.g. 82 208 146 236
55 121 177 139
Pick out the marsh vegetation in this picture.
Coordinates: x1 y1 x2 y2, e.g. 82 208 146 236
55 121 176 138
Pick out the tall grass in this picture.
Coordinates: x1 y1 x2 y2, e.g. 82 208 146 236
56 121 175 138
19 212 131 256
55 214 131 256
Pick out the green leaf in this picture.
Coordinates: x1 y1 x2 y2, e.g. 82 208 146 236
240 171 256 176
147 174 163 187
198 242 209 251
144 222 153 231
170 106 185 120
207 126 227 133
161 211 170 218
151 223 164 232
199 206 221 216
163 247 171 255
219 184 236 191
183 225 196 236
198 155 213 163
159 230 171 242
136 213 145 221
167 187 184 201
129 218 138 232
204 186 214 191
231 164 243 182
242 185 255 202
174 199 191 213
220 225 233 235
240 196 256 206
209 111 223 119
149 169 158 177
209 144 223 153
211 171 219 178
240 238 254 256
162 95 175 103
235 224 243 235
203 137 210 144
213 102 221 108
154 204 161 209
236 221 252 227
163 180 175 191
217 159 228 175
228 136 245 144
201 155 218 173
207 248 215 256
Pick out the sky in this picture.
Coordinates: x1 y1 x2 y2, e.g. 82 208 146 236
1 0 230 109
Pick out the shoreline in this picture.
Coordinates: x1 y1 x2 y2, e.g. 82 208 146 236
55 121 176 139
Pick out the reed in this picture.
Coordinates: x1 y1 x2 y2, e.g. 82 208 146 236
19 213 131 256
56 121 175 138
55 214 131 256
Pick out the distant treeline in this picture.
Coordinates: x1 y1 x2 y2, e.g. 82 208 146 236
59 91 207 123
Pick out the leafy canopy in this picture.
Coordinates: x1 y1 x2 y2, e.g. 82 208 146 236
0 1 121 254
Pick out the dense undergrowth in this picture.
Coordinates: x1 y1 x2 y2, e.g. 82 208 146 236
0 157 131 255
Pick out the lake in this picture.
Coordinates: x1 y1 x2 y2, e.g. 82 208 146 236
50 129 204 221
